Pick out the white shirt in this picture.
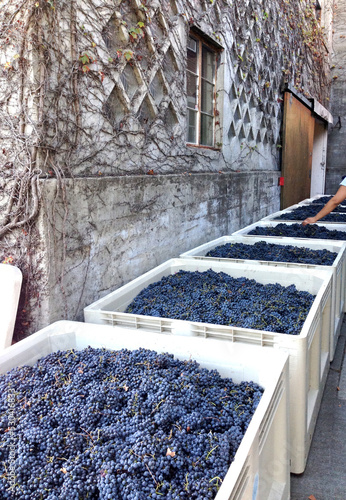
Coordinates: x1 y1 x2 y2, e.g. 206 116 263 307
340 177 346 186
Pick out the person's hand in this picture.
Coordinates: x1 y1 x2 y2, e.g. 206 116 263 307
302 217 316 226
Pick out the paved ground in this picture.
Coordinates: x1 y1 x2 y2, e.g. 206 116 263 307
290 318 346 500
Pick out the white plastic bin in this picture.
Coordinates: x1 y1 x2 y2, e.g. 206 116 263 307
261 203 303 222
300 195 332 205
0 320 290 500
0 264 22 350
180 235 346 361
262 207 346 223
233 221 346 240
233 220 346 317
295 195 346 208
84 258 333 474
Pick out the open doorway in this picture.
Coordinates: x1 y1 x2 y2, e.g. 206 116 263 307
310 118 327 197
281 89 332 209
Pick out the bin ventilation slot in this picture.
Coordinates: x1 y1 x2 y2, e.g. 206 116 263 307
259 375 284 453
321 282 331 310
230 460 250 500
337 259 342 275
307 314 319 349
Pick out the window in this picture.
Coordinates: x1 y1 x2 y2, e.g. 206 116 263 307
186 34 219 148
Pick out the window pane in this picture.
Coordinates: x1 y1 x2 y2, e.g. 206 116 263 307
202 45 215 82
200 114 214 146
187 71 198 108
187 109 197 143
201 80 214 115
187 37 198 73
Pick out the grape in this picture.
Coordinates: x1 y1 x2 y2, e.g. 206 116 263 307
247 222 346 240
205 241 336 265
273 205 346 221
0 347 263 499
310 196 333 204
125 269 315 336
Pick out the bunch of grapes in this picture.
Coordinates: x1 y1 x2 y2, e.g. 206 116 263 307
0 347 263 499
205 241 336 265
273 205 346 221
248 223 346 240
125 269 315 335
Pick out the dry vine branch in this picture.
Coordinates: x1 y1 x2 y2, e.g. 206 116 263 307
0 175 40 238
0 0 332 339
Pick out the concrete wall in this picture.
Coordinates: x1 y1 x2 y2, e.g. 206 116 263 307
326 0 346 193
36 171 280 329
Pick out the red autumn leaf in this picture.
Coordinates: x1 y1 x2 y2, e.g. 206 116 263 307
308 496 317 500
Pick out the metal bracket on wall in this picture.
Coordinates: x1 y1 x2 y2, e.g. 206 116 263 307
332 116 342 130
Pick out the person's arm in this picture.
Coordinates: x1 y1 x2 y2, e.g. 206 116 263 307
302 185 346 225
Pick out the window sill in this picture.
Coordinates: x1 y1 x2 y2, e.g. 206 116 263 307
186 143 222 151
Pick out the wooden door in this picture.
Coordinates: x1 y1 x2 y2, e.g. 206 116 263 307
281 92 315 209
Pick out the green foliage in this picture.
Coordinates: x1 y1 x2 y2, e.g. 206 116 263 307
129 22 145 41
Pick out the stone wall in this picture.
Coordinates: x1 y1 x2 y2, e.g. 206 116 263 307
36 171 280 330
33 0 329 177
0 0 333 338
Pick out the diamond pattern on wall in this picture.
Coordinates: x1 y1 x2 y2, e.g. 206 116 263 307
100 1 182 136
121 64 140 100
165 103 179 130
149 71 166 107
104 86 128 125
138 95 156 125
224 2 284 152
100 0 287 154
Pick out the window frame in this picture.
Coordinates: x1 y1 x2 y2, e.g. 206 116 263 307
186 32 222 150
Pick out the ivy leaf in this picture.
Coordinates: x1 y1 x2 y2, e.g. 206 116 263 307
124 50 133 61
79 54 89 65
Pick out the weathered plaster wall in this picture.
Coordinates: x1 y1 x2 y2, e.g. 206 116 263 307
35 171 280 330
0 0 333 338
326 0 346 192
